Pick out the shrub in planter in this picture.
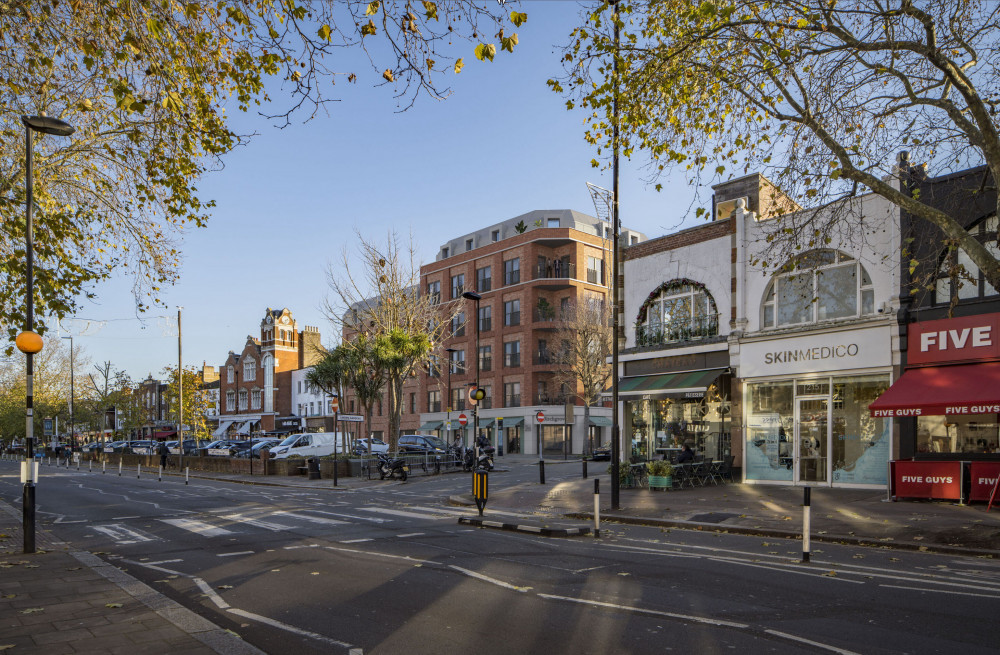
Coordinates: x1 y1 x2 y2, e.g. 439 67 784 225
646 460 673 489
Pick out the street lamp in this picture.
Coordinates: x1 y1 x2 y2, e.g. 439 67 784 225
19 115 75 554
462 291 482 458
445 347 456 450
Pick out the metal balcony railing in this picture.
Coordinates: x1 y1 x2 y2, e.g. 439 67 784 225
535 262 576 280
534 352 553 365
477 278 492 292
533 308 559 323
503 353 521 368
504 311 520 326
586 268 604 285
480 398 493 410
479 355 492 372
534 393 569 405
636 313 721 347
504 394 521 408
479 317 492 332
504 270 520 285
428 401 442 412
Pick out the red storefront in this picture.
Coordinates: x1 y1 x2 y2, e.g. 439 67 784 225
870 313 1000 500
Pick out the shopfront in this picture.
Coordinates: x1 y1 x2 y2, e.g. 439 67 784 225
740 325 892 487
870 313 1000 458
621 350 732 462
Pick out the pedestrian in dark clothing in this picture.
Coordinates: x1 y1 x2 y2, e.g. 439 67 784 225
676 444 695 463
158 441 169 469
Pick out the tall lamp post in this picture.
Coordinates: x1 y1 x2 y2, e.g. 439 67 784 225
610 3 622 510
445 347 456 449
18 115 75 553
462 291 482 457
61 335 75 455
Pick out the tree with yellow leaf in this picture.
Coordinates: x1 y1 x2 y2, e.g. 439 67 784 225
0 1 526 340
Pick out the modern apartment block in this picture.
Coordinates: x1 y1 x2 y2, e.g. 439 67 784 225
418 209 646 456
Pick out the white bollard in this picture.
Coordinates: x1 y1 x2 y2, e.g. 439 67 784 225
594 479 601 539
137 462 141 479
802 486 812 563
102 460 106 475
118 460 122 476
185 466 189 485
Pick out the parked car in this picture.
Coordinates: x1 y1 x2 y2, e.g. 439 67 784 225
592 443 612 461
128 440 156 455
268 432 350 459
353 437 389 455
103 440 128 453
398 434 450 455
248 439 280 459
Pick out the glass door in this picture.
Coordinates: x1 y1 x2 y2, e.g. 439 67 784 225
795 397 829 484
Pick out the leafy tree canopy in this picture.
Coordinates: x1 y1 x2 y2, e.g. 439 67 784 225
0 0 525 340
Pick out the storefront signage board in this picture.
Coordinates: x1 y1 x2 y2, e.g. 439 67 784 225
969 462 1000 502
740 326 891 378
908 313 1000 365
890 460 963 500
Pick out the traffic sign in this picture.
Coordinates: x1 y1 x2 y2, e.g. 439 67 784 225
458 413 468 426
331 396 339 412
535 411 545 423
337 414 364 422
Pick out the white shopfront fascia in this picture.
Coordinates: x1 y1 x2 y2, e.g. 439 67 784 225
739 325 892 379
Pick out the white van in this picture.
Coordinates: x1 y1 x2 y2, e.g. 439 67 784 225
268 432 350 460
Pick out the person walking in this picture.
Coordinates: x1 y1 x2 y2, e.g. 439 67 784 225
158 441 169 469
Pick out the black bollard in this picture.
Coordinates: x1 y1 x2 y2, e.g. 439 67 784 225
583 457 588 479
539 459 545 484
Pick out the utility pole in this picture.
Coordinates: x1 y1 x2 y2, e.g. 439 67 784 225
178 307 183 470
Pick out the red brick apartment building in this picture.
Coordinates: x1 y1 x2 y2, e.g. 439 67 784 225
344 210 645 456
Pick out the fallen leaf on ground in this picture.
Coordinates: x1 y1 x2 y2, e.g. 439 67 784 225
0 645 16 651
19 608 44 614
853 554 865 559
65 567 81 571
617 572 630 576
311 571 321 575
912 536 924 541
105 603 122 609
217 585 233 590
822 571 837 577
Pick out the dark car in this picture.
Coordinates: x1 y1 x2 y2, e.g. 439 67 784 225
592 443 612 461
398 434 450 455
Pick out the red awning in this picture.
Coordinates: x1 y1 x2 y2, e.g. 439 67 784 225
869 362 1000 417
153 430 177 438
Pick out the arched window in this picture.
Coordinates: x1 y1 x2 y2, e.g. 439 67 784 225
934 216 1000 304
761 249 874 328
262 354 274 413
636 280 718 346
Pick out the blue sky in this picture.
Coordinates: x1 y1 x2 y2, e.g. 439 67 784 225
62 1 707 381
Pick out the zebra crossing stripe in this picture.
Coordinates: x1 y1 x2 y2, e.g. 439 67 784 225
92 524 156 545
271 511 348 526
160 518 236 537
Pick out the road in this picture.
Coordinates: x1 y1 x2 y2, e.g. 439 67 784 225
1 459 999 654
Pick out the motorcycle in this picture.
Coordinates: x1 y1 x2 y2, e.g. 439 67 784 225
377 452 409 481
465 444 494 472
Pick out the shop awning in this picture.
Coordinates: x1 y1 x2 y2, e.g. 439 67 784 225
499 417 524 426
153 430 176 438
479 418 495 428
233 421 252 435
616 368 728 398
589 416 613 426
869 362 1000 417
212 420 233 437
419 421 443 431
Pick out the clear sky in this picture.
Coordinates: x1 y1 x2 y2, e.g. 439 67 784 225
58 1 708 382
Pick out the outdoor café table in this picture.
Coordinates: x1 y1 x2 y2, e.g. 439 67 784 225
673 462 694 488
628 462 648 488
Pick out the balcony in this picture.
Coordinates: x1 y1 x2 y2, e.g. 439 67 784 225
451 399 466 411
504 394 521 408
533 308 559 327
534 393 570 405
534 351 553 365
534 261 576 287
503 353 521 368
636 313 721 347
504 311 521 327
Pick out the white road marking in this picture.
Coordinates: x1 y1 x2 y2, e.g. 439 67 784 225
881 584 1000 599
217 551 254 557
397 533 424 538
360 507 453 520
339 538 372 543
762 629 863 655
145 559 183 565
92 524 156 545
214 512 293 532
449 565 530 592
537 593 748 628
161 518 236 537
112 515 141 520
307 510 389 523
271 511 348 526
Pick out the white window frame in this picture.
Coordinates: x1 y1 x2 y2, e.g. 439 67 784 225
762 250 874 329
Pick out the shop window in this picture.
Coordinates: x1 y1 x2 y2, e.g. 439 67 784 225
761 249 875 328
636 280 718 346
934 216 1000 304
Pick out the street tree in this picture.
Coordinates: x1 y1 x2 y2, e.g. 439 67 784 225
160 365 213 442
0 1 526 340
323 231 457 449
552 299 613 456
553 0 1000 288
0 339 84 444
86 361 133 441
306 342 355 449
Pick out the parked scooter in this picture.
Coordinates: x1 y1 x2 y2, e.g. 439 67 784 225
465 444 494 471
377 452 409 481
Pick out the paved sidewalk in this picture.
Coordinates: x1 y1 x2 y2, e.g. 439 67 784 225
459 455 1000 556
0 500 264 655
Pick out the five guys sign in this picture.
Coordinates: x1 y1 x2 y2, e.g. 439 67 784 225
908 314 1000 365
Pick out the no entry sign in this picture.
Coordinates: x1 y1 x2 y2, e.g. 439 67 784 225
458 413 468 426
535 411 545 423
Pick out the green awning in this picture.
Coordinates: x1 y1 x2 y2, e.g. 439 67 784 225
588 416 613 426
497 416 524 426
616 368 728 398
478 418 494 428
419 421 442 431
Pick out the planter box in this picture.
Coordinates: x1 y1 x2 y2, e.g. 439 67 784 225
648 475 672 490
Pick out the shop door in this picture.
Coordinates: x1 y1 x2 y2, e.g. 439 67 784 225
795 397 829 484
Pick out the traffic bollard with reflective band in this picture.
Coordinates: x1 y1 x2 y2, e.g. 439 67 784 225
473 470 489 517
594 479 601 538
802 486 811 563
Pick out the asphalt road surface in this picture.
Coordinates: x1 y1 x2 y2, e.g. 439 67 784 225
2 460 999 654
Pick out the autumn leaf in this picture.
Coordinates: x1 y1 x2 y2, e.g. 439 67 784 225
318 24 332 42
366 1 381 16
105 603 123 608
454 58 464 74
20 608 44 614
217 585 234 589
382 69 394 82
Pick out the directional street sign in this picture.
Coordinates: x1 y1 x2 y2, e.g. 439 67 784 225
337 414 364 422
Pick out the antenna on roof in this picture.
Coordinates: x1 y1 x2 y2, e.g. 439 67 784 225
586 182 613 223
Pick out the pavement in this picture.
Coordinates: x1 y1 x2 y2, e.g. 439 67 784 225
3 453 1000 653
